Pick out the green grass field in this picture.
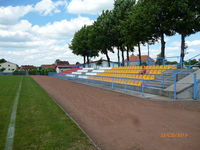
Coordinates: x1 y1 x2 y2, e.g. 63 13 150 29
0 76 95 150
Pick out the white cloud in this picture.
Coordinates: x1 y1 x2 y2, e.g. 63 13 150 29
0 0 66 25
186 40 200 47
166 46 179 51
187 49 197 53
67 0 114 14
171 41 181 47
32 16 94 39
0 5 33 25
0 16 93 65
34 0 67 16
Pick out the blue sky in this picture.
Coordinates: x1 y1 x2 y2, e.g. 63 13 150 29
0 0 199 66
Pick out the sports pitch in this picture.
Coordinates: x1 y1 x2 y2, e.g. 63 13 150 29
0 76 95 150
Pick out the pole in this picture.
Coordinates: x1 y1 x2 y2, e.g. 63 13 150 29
142 79 144 96
162 72 165 88
147 41 150 66
174 73 176 100
189 59 191 74
112 77 114 89
194 73 197 100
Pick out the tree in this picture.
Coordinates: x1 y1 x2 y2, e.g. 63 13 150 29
171 0 200 64
0 58 6 63
127 0 158 65
69 25 99 65
140 0 175 64
117 0 136 66
0 68 5 72
93 10 114 67
96 58 103 66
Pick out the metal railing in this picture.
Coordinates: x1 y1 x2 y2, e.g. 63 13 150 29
49 73 143 94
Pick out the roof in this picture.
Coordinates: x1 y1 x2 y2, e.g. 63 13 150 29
42 64 56 69
57 65 77 68
0 61 17 65
81 59 118 65
125 55 155 62
21 65 35 70
56 61 69 66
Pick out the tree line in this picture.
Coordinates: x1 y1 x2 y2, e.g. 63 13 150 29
69 0 200 67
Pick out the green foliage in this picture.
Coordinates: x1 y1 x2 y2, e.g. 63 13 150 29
13 70 26 75
0 68 5 72
69 25 99 63
39 68 56 75
69 0 200 66
0 59 6 63
184 59 199 66
28 69 38 75
166 61 178 65
96 58 103 66
141 61 147 66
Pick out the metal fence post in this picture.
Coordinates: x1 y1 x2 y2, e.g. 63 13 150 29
180 57 182 71
174 73 176 100
112 77 114 89
189 59 191 74
163 58 165 66
162 72 165 88
142 79 144 96
125 79 127 90
194 73 197 100
176 64 178 74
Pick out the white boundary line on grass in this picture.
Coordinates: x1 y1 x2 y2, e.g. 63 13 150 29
4 77 23 150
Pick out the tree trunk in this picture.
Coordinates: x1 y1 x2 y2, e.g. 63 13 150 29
161 32 166 65
127 46 129 66
180 34 186 66
117 47 120 67
83 56 86 64
138 43 141 66
87 56 89 64
121 47 125 66
105 51 110 67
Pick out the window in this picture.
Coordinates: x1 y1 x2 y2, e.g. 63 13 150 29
8 64 10 67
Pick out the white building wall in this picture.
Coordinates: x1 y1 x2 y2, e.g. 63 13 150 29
0 62 18 72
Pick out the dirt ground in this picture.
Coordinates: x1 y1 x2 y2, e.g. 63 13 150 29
32 76 200 150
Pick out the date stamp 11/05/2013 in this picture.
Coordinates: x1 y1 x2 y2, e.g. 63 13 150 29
160 132 189 138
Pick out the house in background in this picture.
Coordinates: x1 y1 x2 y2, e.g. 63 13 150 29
0 61 18 72
83 59 118 69
125 55 155 66
56 65 77 73
55 60 69 66
41 64 56 69
21 65 35 71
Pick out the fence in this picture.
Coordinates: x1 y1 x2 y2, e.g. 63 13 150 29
50 73 143 94
194 73 200 100
197 79 200 100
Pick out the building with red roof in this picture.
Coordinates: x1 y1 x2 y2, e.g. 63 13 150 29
21 65 35 71
125 55 155 66
41 64 56 69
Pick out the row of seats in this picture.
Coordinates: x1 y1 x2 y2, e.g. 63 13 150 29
97 73 155 80
104 69 164 75
112 65 176 70
88 76 142 86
